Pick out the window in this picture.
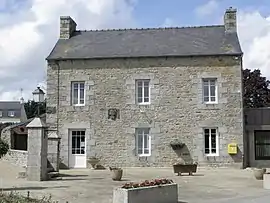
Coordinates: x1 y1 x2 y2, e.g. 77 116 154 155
11 134 27 151
203 79 217 103
204 128 219 156
71 82 85 106
8 111 15 117
136 128 151 156
136 80 150 105
71 130 86 155
254 130 270 160
0 111 2 117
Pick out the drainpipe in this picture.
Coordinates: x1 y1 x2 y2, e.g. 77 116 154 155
54 61 60 140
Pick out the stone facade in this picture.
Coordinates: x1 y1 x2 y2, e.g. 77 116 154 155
46 55 244 168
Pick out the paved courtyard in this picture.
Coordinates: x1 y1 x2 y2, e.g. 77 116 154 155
0 161 269 203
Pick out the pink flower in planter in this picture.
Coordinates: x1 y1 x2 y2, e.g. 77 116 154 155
121 178 174 189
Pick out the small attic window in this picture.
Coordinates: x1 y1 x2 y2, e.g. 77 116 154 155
8 111 15 117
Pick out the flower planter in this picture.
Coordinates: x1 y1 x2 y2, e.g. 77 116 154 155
113 183 178 203
263 173 270 189
253 168 266 180
88 157 100 169
109 167 123 181
173 164 197 176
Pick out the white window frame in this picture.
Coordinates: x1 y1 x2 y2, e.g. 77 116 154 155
8 111 15 117
71 81 85 106
202 78 218 104
135 128 151 157
204 128 219 156
135 79 150 105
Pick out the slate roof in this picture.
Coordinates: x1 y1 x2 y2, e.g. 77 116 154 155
47 25 242 60
0 101 22 118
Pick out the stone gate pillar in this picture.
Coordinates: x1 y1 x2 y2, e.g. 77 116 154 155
48 131 61 172
26 118 48 181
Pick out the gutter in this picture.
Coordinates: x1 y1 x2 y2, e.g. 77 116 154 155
46 53 243 62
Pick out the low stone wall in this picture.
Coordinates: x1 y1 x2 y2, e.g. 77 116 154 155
3 149 28 168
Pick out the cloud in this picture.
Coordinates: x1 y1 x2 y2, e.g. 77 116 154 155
162 18 178 27
195 0 219 17
194 1 270 79
237 11 270 79
0 0 137 101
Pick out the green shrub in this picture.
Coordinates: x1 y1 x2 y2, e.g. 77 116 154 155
0 192 58 202
0 139 8 158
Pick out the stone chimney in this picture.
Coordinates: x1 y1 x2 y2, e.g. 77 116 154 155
224 7 237 33
60 16 77 39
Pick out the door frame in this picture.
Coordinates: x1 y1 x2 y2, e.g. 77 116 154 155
68 129 87 168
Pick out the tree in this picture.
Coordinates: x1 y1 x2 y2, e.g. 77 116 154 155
24 100 46 119
243 69 270 108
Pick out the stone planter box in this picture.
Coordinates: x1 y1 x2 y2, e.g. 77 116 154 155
173 164 197 175
263 173 270 189
113 183 178 203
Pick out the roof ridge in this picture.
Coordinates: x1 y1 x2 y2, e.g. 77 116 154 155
77 25 224 33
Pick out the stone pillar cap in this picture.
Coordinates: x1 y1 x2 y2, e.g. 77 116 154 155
26 117 47 128
48 131 60 139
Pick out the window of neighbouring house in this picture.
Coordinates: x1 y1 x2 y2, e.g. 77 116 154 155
11 133 28 151
204 128 219 156
71 82 85 106
135 128 151 156
136 79 150 105
8 111 15 117
254 130 270 160
203 78 218 103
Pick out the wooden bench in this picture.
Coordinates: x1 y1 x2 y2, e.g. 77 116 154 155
173 164 197 176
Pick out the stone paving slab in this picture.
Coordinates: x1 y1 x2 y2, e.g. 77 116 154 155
0 164 269 203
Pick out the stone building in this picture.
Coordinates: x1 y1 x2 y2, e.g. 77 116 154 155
0 101 27 124
46 7 244 168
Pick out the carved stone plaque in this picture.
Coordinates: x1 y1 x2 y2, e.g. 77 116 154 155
108 108 120 120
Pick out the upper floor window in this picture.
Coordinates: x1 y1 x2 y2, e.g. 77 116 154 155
136 128 151 156
203 79 217 103
8 111 15 117
204 128 219 156
71 82 85 106
136 79 150 105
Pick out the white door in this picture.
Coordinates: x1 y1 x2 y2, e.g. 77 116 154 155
69 130 86 168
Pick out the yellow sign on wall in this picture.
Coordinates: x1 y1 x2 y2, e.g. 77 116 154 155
228 143 237 154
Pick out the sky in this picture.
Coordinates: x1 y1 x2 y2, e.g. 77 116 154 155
0 0 270 101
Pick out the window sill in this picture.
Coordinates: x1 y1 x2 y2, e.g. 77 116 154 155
137 103 151 106
138 154 151 157
204 102 218 105
205 154 219 157
72 104 85 107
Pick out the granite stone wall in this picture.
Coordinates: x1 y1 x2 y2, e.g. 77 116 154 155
46 55 244 168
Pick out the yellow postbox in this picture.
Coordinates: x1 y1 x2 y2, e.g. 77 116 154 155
228 143 237 154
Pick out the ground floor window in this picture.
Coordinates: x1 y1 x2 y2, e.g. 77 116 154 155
135 128 151 156
204 128 219 156
71 130 85 155
254 130 270 160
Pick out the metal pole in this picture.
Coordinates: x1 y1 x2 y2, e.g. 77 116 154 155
37 102 40 117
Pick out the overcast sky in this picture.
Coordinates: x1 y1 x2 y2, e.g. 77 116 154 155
0 0 269 101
